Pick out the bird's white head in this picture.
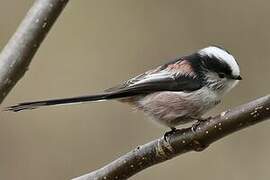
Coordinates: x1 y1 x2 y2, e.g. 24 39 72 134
199 46 240 78
197 46 242 96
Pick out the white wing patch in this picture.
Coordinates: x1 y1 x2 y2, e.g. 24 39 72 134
130 70 174 86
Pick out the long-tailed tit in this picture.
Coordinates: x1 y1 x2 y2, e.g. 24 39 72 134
6 46 242 131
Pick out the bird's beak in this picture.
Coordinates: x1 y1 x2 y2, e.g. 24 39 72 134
232 75 242 80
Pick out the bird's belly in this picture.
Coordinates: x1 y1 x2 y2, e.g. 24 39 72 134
136 89 219 127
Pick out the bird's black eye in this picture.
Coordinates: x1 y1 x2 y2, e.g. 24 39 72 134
218 73 226 78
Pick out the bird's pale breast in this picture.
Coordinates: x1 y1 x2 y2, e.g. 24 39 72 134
135 87 219 127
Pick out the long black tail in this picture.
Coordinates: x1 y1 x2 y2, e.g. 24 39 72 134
5 78 173 112
5 92 122 112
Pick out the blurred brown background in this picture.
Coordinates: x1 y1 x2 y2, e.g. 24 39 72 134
0 0 270 180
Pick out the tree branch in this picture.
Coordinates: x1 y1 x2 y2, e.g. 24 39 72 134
73 94 270 180
0 0 69 103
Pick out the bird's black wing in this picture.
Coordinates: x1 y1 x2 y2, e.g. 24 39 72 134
106 72 202 98
105 59 203 94
6 59 203 112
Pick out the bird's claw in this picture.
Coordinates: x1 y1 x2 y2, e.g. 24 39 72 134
191 116 212 133
164 127 177 142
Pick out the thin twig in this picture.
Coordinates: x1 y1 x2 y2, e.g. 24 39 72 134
73 94 270 180
0 0 69 103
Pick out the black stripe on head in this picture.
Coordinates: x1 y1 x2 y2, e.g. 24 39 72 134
199 54 232 76
182 53 205 78
184 52 233 80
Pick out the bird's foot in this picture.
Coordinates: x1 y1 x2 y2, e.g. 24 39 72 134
164 127 177 142
191 116 212 133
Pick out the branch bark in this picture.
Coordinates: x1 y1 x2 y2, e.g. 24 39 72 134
73 94 270 180
0 0 69 103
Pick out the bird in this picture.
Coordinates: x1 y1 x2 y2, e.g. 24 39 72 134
6 46 242 132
